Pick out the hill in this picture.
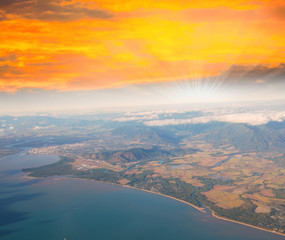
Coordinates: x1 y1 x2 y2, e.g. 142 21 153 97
194 121 285 152
92 147 171 164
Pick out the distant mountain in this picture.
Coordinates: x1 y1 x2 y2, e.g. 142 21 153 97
111 121 285 152
111 126 179 145
195 121 285 152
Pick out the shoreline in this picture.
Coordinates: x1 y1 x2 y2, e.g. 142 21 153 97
23 174 284 237
60 176 206 212
211 210 285 237
122 184 206 213
111 182 284 236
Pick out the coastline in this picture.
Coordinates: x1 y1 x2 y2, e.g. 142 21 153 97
113 183 284 236
23 174 284 237
61 176 206 212
211 210 285 237
122 184 206 213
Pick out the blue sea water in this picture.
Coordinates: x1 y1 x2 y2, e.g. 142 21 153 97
0 149 284 240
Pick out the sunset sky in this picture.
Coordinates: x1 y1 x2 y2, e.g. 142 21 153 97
0 0 284 113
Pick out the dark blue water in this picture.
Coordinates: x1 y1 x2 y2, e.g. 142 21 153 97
0 150 284 240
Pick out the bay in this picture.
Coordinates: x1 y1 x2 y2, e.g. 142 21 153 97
0 150 284 240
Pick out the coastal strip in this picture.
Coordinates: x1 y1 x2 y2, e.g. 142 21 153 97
130 185 285 237
211 210 285 237
23 174 285 236
119 184 284 237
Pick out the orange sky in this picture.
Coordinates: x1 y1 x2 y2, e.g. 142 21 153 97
0 0 284 92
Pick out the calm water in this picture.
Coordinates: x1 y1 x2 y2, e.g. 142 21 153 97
0 149 284 240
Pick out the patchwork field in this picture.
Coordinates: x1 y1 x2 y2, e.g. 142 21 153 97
25 138 285 235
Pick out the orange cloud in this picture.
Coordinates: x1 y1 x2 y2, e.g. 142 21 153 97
0 0 284 92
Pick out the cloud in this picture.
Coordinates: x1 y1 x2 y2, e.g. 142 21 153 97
0 0 284 95
0 64 22 77
115 114 159 122
115 110 186 122
0 54 25 86
145 110 285 126
125 110 185 116
222 63 285 83
271 5 285 19
255 79 265 84
95 0 266 12
0 11 7 21
33 125 54 130
0 0 112 22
